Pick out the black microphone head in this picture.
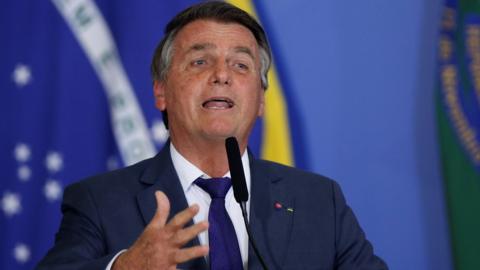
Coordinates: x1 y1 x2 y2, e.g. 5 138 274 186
225 137 249 203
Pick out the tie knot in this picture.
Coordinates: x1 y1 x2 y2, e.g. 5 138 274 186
194 177 232 199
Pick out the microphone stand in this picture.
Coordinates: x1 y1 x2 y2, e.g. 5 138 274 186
225 137 269 270
239 201 269 270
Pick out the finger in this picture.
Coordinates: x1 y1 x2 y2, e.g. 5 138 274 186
173 245 209 264
172 221 209 246
165 204 200 232
151 191 170 228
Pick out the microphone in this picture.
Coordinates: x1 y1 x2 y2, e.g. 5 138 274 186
225 137 269 270
225 137 249 206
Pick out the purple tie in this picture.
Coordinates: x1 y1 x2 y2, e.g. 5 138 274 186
194 177 243 270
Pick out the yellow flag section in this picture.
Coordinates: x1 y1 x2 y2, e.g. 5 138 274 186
227 0 294 166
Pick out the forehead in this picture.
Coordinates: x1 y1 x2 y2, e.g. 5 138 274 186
172 19 259 53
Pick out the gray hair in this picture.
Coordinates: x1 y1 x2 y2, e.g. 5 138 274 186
150 1 272 89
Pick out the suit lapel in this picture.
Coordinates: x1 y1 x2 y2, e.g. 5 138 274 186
248 158 295 270
134 146 294 269
136 144 208 270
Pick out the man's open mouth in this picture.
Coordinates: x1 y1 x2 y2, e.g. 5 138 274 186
202 97 234 109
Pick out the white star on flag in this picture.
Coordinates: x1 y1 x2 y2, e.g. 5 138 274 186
151 119 169 144
13 243 31 263
1 192 21 217
12 64 32 87
44 180 63 202
17 165 31 182
45 151 63 173
14 143 31 162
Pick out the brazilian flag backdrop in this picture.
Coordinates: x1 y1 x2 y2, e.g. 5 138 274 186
0 0 305 269
437 0 480 269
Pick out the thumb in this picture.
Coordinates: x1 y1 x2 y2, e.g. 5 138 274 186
152 191 170 228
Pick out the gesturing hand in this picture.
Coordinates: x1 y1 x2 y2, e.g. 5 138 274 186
112 191 209 270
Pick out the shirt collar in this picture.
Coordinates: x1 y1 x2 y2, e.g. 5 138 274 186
170 142 251 194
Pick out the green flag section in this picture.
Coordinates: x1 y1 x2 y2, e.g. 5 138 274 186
437 1 480 269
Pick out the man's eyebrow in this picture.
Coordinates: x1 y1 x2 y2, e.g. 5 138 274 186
185 43 256 60
186 43 216 54
234 46 255 60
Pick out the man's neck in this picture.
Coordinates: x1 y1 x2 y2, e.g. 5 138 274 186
170 137 245 177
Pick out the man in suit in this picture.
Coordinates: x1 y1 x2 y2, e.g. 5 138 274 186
38 1 388 269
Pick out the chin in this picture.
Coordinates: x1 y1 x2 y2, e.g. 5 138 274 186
203 121 234 133
201 127 237 141
204 132 235 141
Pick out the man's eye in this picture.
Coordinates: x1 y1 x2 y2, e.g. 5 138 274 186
235 63 249 70
192 59 206 66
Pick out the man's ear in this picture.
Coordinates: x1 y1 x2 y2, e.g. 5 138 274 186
258 90 265 117
153 80 166 111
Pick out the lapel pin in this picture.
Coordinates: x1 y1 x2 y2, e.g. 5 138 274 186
274 201 294 212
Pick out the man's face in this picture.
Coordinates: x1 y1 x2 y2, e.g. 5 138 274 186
154 20 265 146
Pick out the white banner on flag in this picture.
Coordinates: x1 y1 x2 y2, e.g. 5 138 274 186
51 0 157 165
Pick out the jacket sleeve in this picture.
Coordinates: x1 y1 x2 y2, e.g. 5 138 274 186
35 182 118 270
332 181 389 270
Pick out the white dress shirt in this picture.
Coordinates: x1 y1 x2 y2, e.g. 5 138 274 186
170 143 251 268
106 143 251 269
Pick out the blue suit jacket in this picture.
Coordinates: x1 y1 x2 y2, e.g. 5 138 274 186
37 144 387 269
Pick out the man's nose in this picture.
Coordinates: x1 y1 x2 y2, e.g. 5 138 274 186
211 62 231 85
